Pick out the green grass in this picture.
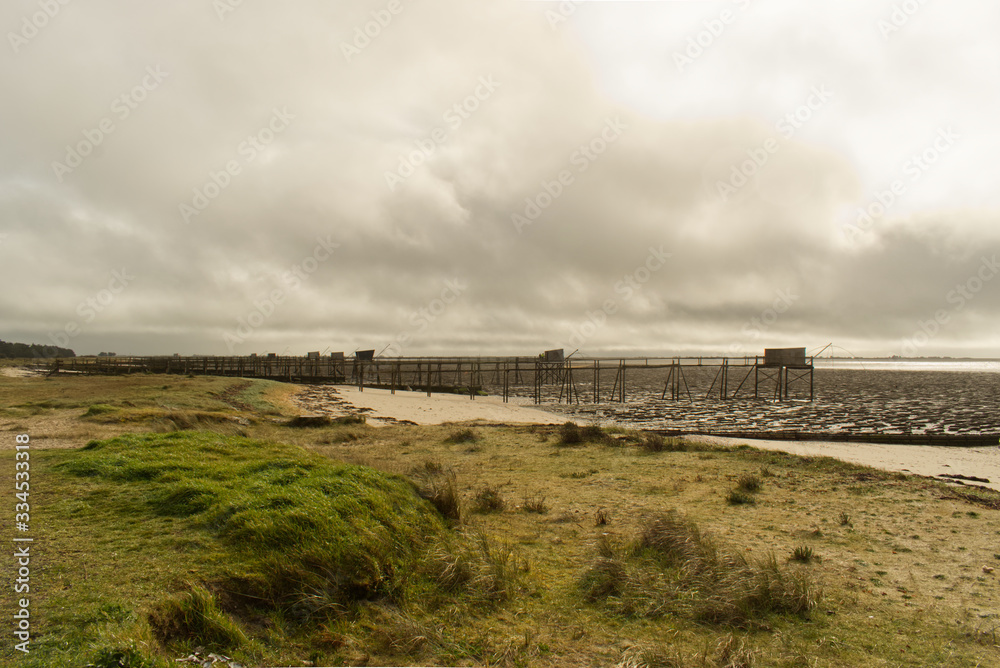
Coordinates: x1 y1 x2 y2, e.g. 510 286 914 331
13 431 483 666
59 433 446 610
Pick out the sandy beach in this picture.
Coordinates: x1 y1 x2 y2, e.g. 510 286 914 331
296 385 579 426
297 385 1000 492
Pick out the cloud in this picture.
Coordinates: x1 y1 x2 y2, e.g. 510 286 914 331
0 0 997 357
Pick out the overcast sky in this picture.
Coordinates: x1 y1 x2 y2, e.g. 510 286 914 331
2 0 998 358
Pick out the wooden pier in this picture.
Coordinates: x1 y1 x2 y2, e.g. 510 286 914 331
51 351 815 404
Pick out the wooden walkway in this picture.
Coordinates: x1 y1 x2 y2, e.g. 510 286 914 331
52 354 815 404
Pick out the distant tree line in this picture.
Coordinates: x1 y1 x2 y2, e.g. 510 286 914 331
0 339 75 359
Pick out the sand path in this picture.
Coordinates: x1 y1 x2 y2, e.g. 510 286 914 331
689 435 1000 492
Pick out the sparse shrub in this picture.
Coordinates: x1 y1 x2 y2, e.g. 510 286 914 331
581 424 607 442
580 511 819 628
643 434 666 452
445 428 478 444
595 508 610 526
521 492 548 514
642 433 687 453
559 422 583 445
791 545 815 563
838 511 852 527
726 490 755 506
736 474 762 493
473 485 506 513
423 460 443 474
758 466 774 477
558 422 609 446
637 511 720 573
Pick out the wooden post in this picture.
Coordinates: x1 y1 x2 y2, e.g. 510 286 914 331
594 359 599 403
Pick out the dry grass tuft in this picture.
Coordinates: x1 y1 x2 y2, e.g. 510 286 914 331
420 472 463 522
558 421 608 446
726 489 756 506
445 428 478 444
581 511 820 628
716 633 758 668
642 433 687 453
791 545 815 563
472 484 506 513
736 474 762 493
521 491 548 514
424 531 528 605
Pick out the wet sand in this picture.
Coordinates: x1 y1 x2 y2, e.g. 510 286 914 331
525 368 1000 437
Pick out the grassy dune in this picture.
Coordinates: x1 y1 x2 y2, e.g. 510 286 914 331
0 371 998 666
